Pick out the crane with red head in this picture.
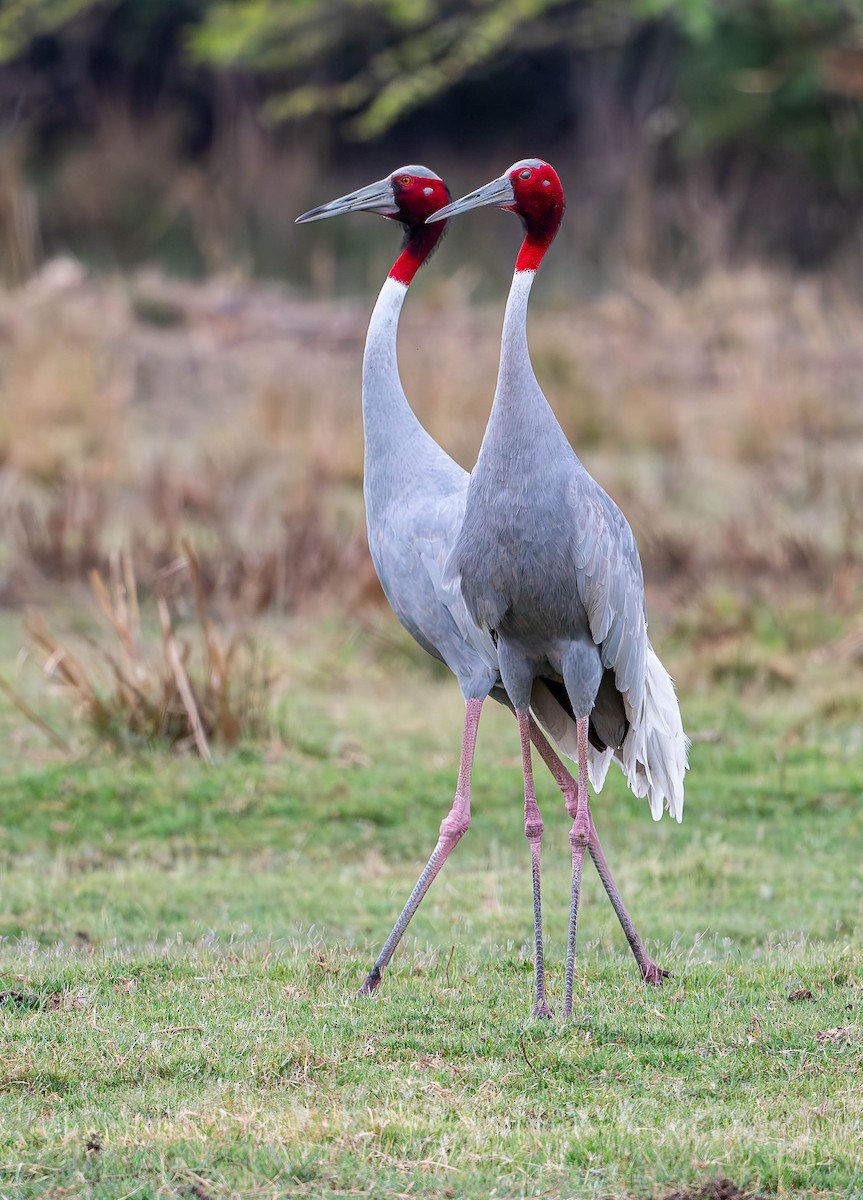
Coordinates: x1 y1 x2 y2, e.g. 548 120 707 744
297 163 676 1017
431 159 688 1018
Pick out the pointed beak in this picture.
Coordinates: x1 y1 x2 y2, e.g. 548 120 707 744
426 175 515 223
295 177 398 224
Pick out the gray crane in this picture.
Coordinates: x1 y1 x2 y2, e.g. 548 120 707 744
297 166 671 1016
430 158 689 1018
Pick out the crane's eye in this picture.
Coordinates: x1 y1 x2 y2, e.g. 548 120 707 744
519 169 532 180
397 175 413 186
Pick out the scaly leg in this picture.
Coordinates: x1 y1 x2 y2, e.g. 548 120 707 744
517 710 553 1019
587 826 669 987
358 698 482 996
562 717 591 1018
528 717 669 991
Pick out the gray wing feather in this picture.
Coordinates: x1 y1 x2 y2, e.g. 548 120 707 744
421 546 498 673
371 483 498 699
568 474 688 820
567 476 648 724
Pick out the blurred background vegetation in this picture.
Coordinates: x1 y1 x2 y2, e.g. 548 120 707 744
2 0 863 754
3 0 863 286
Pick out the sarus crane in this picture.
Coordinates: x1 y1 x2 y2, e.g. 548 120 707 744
297 165 673 1017
430 159 688 1018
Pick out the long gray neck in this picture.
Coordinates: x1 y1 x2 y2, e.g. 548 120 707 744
362 276 432 471
479 269 562 458
497 269 537 399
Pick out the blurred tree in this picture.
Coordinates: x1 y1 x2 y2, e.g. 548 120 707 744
3 0 862 155
0 0 101 61
2 0 863 276
188 0 863 144
191 0 586 139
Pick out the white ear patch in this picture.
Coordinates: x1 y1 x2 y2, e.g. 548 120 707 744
423 186 434 196
542 179 551 187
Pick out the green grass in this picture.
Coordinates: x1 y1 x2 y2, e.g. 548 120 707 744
1 614 862 1198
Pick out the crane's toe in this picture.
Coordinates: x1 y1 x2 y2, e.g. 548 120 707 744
641 962 671 987
532 999 554 1020
358 967 382 996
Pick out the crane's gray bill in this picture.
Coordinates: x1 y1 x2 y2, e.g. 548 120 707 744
295 178 398 224
426 176 515 223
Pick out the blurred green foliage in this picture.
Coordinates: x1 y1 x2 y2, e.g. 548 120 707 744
0 0 97 61
188 0 863 149
3 0 862 145
191 0 579 139
679 2 863 168
3 0 863 276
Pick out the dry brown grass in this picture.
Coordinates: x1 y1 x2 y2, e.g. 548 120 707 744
2 257 863 641
12 548 274 756
0 261 377 611
3 469 377 615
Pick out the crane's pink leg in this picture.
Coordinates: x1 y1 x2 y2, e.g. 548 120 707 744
528 718 669 992
561 716 591 1018
516 710 553 1020
358 698 482 996
586 820 670 987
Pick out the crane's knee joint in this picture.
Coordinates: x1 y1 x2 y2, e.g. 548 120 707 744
440 798 470 843
524 818 544 842
570 823 589 850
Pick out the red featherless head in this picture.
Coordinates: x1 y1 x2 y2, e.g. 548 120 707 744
296 165 450 287
504 159 565 272
387 167 451 226
428 158 564 273
386 166 450 285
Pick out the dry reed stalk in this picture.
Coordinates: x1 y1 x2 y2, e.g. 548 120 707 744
0 673 69 751
156 593 212 763
24 611 113 724
183 540 242 746
17 549 269 756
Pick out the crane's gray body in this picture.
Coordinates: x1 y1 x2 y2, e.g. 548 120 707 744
297 166 680 1003
447 270 648 749
362 272 684 820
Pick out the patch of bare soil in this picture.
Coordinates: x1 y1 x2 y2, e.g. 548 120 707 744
662 1180 771 1200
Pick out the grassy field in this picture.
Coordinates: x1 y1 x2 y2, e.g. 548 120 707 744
1 262 863 1197
1 606 862 1200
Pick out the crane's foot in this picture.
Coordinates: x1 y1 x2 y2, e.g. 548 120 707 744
358 966 382 996
532 998 554 1020
640 961 671 987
